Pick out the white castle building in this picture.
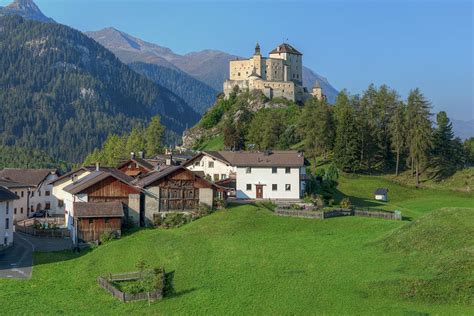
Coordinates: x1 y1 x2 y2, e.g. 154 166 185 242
223 43 325 103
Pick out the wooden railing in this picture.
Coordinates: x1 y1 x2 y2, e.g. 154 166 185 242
15 217 69 238
275 208 402 221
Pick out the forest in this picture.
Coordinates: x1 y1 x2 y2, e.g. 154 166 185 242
0 15 199 163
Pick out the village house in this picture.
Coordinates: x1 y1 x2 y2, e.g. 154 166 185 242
0 178 33 222
0 186 17 248
135 166 226 226
0 168 59 218
118 151 195 177
60 166 140 243
184 151 306 200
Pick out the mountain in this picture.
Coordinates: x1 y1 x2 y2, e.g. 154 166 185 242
0 15 200 163
86 28 339 104
129 62 218 114
0 0 54 23
452 119 474 140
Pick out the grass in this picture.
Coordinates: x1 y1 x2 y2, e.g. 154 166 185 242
1 176 473 315
194 135 224 151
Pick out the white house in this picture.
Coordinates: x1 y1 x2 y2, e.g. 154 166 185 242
0 178 33 222
0 186 17 248
184 151 306 200
184 151 236 181
0 169 59 218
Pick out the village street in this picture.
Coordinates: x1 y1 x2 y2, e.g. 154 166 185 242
0 232 71 279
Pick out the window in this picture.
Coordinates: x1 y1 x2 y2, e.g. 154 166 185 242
45 191 51 196
6 202 9 215
45 202 51 210
20 208 23 214
194 161 200 166
208 161 214 168
221 174 227 180
285 184 291 191
3 237 7 246
31 191 34 197
14 208 17 215
272 167 277 174
105 218 110 224
246 184 252 191
285 167 291 174
38 191 41 197
246 167 252 174
58 200 64 208
21 191 24 198
88 218 94 224
213 174 219 181
5 218 9 230
272 184 278 191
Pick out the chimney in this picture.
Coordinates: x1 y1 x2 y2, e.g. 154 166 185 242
165 154 173 166
138 151 144 159
130 152 135 159
95 162 100 171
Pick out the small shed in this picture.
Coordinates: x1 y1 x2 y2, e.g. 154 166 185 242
73 201 124 243
374 188 389 202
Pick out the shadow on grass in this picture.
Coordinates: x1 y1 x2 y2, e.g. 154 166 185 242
163 270 197 299
32 247 92 268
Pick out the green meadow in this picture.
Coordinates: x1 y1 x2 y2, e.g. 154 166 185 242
1 174 473 315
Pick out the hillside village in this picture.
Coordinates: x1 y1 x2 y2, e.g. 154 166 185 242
0 0 473 315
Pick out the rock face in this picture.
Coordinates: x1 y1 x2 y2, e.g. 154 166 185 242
86 27 339 103
0 0 55 23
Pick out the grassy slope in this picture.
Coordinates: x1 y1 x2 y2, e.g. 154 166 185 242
1 176 473 315
195 134 225 151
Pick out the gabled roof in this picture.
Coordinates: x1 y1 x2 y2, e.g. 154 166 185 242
0 168 57 187
73 201 124 218
374 188 389 195
0 186 19 202
134 165 224 191
63 168 135 195
269 43 302 56
117 158 158 171
184 151 305 168
48 167 90 185
0 178 32 189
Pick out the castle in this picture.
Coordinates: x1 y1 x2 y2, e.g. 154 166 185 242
223 43 325 103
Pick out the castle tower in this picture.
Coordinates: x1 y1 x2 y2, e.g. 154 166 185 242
253 42 263 77
311 81 326 101
254 42 261 56
269 43 303 86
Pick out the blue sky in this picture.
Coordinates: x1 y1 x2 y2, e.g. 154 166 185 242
3 0 472 120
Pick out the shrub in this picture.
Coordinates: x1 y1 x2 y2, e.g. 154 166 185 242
198 203 213 216
162 213 191 229
213 198 226 210
100 231 114 244
291 204 304 210
340 197 352 209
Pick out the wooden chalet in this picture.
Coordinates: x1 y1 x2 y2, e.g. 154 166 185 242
73 201 124 243
63 168 142 227
117 152 159 177
135 166 227 226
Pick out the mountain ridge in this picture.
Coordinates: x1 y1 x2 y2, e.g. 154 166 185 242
0 0 54 23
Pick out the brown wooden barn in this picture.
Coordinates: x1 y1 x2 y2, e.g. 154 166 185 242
117 152 159 177
64 168 142 226
73 201 124 243
135 166 227 226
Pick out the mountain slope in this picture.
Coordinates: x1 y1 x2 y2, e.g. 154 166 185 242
0 16 200 163
86 28 339 103
130 62 218 114
452 119 474 140
0 0 54 23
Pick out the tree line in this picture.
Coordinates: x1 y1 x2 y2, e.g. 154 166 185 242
221 85 473 184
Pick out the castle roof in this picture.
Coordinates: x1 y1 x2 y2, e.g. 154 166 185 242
269 43 302 55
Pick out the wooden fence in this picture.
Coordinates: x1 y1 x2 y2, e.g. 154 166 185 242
97 270 165 303
275 208 401 221
15 217 70 238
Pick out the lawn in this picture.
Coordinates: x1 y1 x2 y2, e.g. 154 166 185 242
194 135 224 151
1 176 473 315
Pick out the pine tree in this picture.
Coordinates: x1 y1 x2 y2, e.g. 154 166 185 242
407 89 432 185
389 102 406 176
126 127 146 154
431 111 461 179
145 115 165 157
333 91 359 172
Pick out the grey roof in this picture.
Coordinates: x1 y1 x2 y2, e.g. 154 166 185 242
185 151 305 168
63 169 135 195
0 168 57 187
374 188 389 195
117 158 158 171
269 43 302 55
73 201 124 218
0 186 18 202
0 178 32 189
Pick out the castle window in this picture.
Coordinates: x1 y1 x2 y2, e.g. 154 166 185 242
238 72 241 76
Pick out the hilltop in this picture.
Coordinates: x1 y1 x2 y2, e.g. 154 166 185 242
0 0 54 23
